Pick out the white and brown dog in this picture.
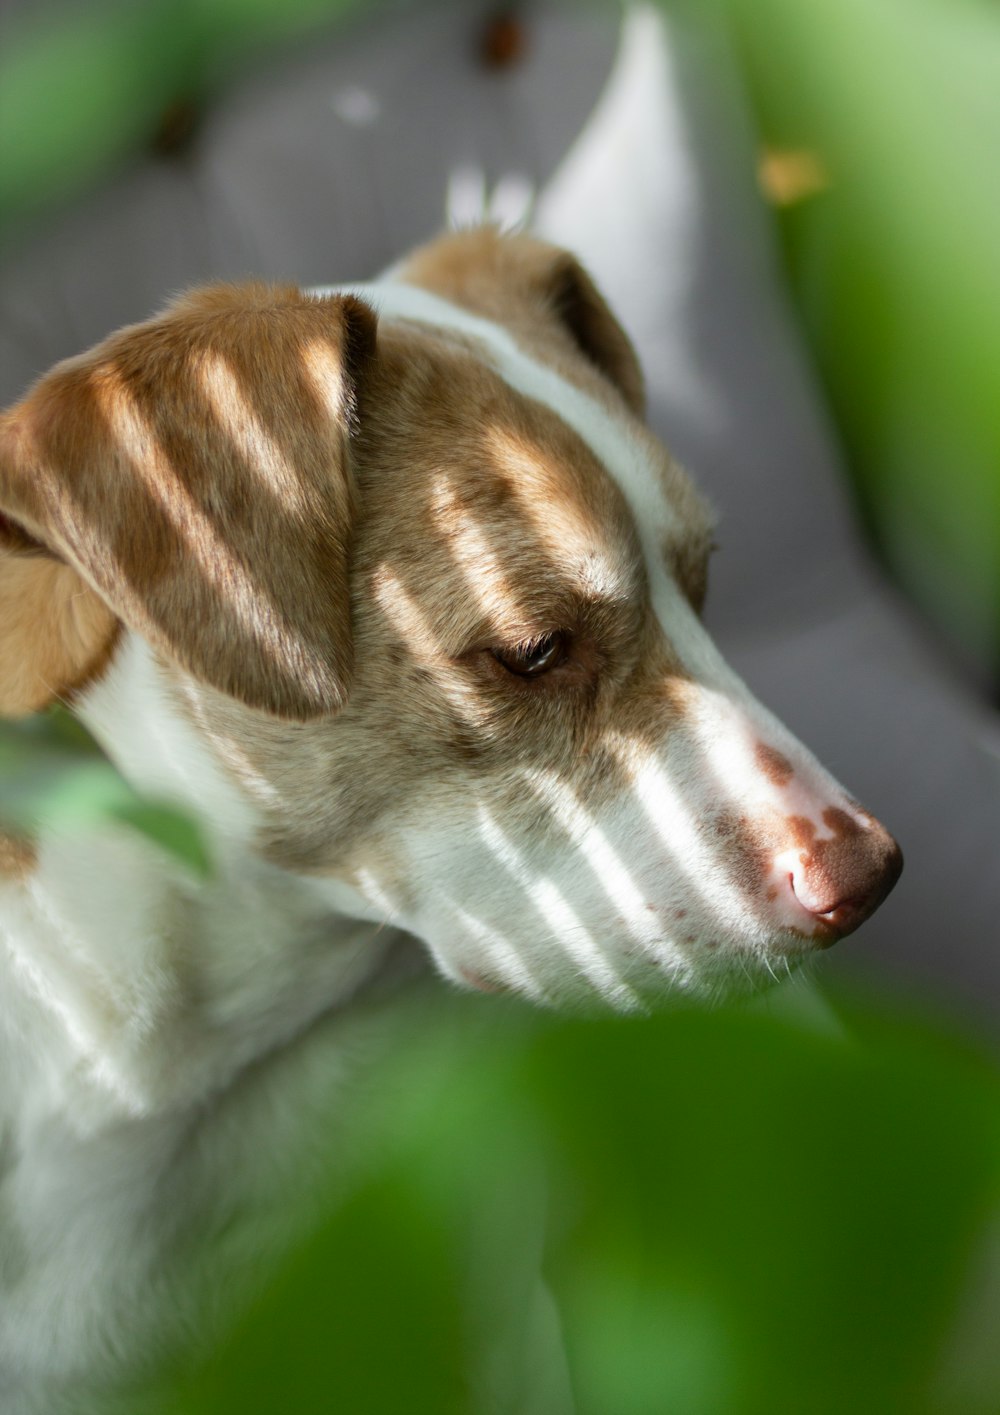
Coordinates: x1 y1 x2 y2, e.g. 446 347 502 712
0 229 900 1406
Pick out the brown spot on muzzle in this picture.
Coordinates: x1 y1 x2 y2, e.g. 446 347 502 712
712 809 772 898
755 743 794 788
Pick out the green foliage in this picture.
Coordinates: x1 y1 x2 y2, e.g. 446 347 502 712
0 0 368 234
153 988 1000 1415
715 0 1000 678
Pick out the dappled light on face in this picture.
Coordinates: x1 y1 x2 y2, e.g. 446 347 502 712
372 564 488 729
355 851 550 1000
435 894 548 1002
524 769 660 950
477 805 639 1008
602 729 715 899
682 685 791 813
485 424 634 603
429 473 529 633
197 351 314 518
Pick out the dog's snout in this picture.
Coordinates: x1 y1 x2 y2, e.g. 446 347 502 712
777 812 903 945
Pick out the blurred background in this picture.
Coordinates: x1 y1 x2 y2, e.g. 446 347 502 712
1 0 999 1410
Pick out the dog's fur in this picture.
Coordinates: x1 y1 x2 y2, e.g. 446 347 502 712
0 230 901 1409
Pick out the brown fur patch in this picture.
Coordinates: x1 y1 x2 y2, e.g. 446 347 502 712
0 550 119 715
0 288 377 720
0 831 36 881
397 227 645 415
402 233 714 586
398 231 717 585
755 743 795 788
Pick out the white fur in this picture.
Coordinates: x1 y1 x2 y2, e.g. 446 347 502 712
0 639 403 1412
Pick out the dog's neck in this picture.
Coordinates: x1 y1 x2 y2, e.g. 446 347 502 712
1 633 400 1134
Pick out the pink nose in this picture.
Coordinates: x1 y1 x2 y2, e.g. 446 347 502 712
781 808 903 944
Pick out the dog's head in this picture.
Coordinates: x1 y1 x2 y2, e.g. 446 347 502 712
0 229 901 1008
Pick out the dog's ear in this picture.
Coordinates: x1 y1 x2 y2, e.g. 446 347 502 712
0 528 120 717
538 249 645 416
0 285 377 720
399 229 645 416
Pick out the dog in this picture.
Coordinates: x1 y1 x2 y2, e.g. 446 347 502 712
0 228 901 1408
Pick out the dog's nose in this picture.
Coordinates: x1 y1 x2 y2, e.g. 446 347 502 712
778 813 903 944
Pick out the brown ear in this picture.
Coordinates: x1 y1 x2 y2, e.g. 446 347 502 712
0 534 119 717
541 250 645 416
0 284 377 720
398 228 645 416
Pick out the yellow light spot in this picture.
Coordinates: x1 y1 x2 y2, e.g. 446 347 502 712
758 148 831 206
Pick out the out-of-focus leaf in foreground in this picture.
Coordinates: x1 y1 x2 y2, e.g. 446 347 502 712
155 989 1000 1415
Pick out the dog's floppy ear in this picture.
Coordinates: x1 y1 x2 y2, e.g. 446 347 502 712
399 228 645 416
0 528 120 717
0 284 377 720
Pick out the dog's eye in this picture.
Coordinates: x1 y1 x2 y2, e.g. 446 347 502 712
493 632 568 678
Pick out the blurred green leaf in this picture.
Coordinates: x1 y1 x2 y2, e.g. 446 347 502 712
151 992 1000 1415
104 797 213 876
